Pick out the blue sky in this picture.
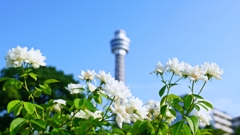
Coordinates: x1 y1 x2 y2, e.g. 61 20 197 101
1 1 240 117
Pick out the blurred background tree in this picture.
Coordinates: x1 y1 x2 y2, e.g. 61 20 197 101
0 66 80 133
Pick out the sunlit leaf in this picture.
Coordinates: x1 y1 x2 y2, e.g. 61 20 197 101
10 118 26 134
44 79 60 84
29 72 38 81
184 95 193 110
172 121 184 135
30 119 46 130
7 100 22 113
74 98 84 109
24 102 35 115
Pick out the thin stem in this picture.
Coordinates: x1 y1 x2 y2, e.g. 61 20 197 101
169 72 174 83
185 81 207 116
191 81 195 94
102 97 115 120
174 77 184 84
197 81 207 95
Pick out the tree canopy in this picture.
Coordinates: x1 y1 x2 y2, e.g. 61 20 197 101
0 66 80 133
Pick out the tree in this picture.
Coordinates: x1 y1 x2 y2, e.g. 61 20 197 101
0 66 80 133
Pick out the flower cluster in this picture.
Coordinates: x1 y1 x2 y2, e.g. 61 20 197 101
3 46 224 135
152 57 224 81
5 46 46 68
63 70 148 128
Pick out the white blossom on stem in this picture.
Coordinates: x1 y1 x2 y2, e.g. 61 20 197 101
182 63 208 81
25 48 46 68
78 70 96 81
145 99 160 119
5 46 29 67
165 58 185 77
102 80 132 99
110 99 131 128
53 99 66 112
202 62 224 80
126 97 148 122
151 62 166 74
65 83 83 94
96 70 115 84
72 110 102 120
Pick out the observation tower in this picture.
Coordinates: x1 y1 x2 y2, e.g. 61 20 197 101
110 30 130 82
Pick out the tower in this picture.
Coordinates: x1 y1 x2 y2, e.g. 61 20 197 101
110 30 130 82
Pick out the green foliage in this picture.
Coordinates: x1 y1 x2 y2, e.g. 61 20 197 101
1 58 217 135
0 66 79 133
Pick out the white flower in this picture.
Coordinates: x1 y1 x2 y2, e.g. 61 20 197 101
73 110 102 120
194 108 212 125
96 70 115 84
87 83 97 92
126 97 148 122
110 99 131 128
102 80 132 99
145 100 160 119
25 48 46 68
65 83 83 94
165 58 185 77
5 46 28 67
78 70 96 81
182 63 208 81
151 62 165 74
53 99 66 112
202 62 224 80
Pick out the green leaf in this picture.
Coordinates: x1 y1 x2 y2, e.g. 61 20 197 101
186 115 199 134
29 72 38 81
14 80 23 89
7 100 22 113
74 98 84 109
202 101 213 109
194 104 200 111
84 99 96 111
13 104 23 116
30 119 46 130
42 85 52 95
169 109 176 117
160 105 168 116
24 102 35 114
159 85 167 97
139 121 149 133
113 128 125 135
44 79 60 84
51 128 60 135
168 94 181 100
192 94 203 99
182 124 192 135
198 103 209 111
79 121 90 135
160 95 167 106
0 77 10 82
21 127 31 135
172 121 184 135
10 118 26 134
185 116 195 134
172 102 184 115
184 95 193 110
93 93 102 104
131 120 141 135
3 78 16 91
34 89 42 98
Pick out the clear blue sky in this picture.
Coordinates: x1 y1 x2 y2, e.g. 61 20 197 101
1 1 240 117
